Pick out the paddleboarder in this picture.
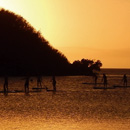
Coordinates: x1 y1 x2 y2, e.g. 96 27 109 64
4 76 8 93
123 74 127 87
37 76 42 88
102 74 107 88
52 75 56 91
24 76 30 93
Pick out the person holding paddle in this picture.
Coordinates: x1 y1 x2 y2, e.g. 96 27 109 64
102 74 107 88
52 75 56 91
123 74 127 87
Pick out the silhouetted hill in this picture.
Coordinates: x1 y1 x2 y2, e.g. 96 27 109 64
0 9 70 76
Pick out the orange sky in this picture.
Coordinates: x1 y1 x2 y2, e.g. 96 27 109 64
0 0 130 68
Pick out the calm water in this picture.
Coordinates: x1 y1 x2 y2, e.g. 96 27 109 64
0 69 130 130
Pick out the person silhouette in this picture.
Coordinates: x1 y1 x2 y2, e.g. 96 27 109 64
4 76 8 93
24 76 30 93
123 74 127 87
52 75 56 91
37 76 42 88
94 74 98 85
102 74 107 88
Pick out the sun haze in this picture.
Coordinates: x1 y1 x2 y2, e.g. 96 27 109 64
0 0 130 68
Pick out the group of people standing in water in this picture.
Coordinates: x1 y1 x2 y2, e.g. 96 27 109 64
3 75 56 94
2 73 128 94
94 73 128 87
24 75 57 93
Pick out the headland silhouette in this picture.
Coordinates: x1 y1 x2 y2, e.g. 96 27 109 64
0 9 102 76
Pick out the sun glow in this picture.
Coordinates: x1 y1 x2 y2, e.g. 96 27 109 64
0 0 130 68
0 0 50 40
0 1 9 9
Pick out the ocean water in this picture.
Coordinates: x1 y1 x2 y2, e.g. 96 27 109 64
0 69 130 130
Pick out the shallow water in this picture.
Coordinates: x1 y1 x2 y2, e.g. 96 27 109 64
0 69 130 130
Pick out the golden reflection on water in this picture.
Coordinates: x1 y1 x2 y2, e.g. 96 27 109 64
0 91 129 130
0 118 129 130
0 76 129 130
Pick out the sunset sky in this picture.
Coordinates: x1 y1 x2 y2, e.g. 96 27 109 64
0 0 130 68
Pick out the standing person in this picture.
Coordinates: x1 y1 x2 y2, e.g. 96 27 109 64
52 75 56 91
123 74 127 87
37 76 42 88
102 74 107 88
24 76 30 93
4 76 8 93
94 74 98 86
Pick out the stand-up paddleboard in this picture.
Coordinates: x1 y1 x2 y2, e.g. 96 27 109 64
93 86 115 89
0 90 43 93
82 83 103 85
46 89 56 92
32 87 46 89
45 87 56 92
0 90 24 93
113 85 130 88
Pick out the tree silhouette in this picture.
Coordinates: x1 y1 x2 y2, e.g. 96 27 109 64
71 59 102 75
0 9 69 75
